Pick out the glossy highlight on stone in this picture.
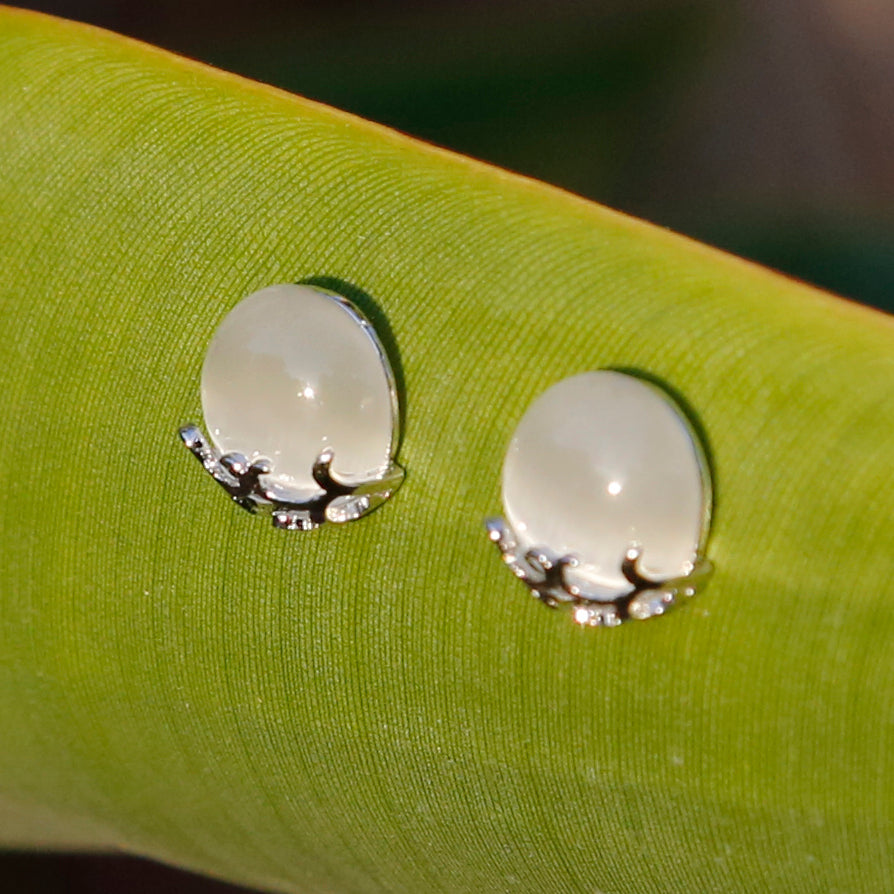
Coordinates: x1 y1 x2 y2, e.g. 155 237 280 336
201 284 398 499
501 370 710 601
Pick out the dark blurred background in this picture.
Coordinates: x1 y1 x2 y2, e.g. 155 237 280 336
3 0 893 889
9 0 894 311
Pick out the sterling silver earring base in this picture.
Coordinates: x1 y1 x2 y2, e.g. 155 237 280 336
180 424 404 530
486 518 713 627
486 370 714 627
178 283 404 530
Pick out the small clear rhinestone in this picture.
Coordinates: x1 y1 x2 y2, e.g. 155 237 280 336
628 590 674 621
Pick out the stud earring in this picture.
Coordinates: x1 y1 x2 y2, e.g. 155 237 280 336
486 370 713 626
179 283 404 530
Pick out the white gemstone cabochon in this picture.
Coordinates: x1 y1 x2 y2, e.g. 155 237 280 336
201 284 397 497
501 370 710 599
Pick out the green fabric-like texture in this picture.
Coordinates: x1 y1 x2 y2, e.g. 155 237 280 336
1 8 892 892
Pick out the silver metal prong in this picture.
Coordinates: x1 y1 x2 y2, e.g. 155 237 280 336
179 424 404 528
485 517 713 625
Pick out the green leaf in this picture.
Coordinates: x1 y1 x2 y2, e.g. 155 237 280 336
1 8 892 892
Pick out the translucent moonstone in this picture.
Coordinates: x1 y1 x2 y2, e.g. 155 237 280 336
501 371 710 600
201 284 397 499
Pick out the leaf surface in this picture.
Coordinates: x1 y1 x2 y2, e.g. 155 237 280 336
1 8 892 893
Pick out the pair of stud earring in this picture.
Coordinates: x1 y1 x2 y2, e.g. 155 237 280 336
180 283 713 627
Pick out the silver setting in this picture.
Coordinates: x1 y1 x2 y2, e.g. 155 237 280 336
486 518 713 626
179 425 404 530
